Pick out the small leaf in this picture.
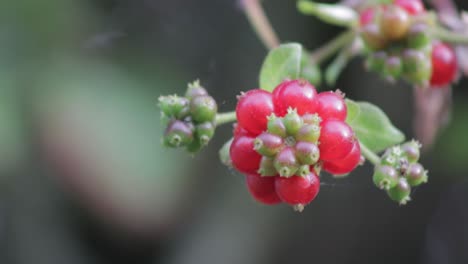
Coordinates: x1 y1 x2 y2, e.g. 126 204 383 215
301 54 322 86
346 100 405 152
219 138 233 167
259 43 303 92
297 0 358 27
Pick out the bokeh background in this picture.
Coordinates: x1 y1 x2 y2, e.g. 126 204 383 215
1 0 468 263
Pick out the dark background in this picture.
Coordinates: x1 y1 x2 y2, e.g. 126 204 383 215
1 0 468 263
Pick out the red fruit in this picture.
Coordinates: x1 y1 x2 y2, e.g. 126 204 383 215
316 91 347 121
323 141 361 175
245 174 281 205
318 120 355 161
430 42 458 87
360 7 375 26
230 135 262 174
275 172 320 205
272 79 318 116
394 0 425 15
236 89 274 135
233 123 252 137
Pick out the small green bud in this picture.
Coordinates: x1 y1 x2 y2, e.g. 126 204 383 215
384 56 403 79
274 147 299 177
283 108 303 136
186 80 208 99
258 157 278 176
405 163 428 186
267 115 287 138
380 5 410 41
407 23 430 49
297 165 311 177
402 49 432 85
373 165 399 190
387 178 411 205
196 122 215 146
253 132 284 157
295 141 320 165
400 140 421 163
295 124 321 143
361 23 387 50
158 95 190 119
366 51 387 73
190 95 217 123
164 120 194 148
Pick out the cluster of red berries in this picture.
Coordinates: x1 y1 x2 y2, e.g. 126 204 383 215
230 79 361 211
360 0 458 87
373 140 428 204
159 81 217 152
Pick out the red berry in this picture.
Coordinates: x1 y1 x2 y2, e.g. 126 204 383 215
230 135 262 174
430 42 458 87
316 91 347 121
394 0 425 15
245 174 281 205
318 120 355 161
272 80 318 116
233 123 252 137
323 140 361 175
359 7 375 26
236 89 274 135
275 172 320 205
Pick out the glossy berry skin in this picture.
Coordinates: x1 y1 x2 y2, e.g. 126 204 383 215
316 91 347 121
275 172 320 205
380 5 410 41
430 43 458 87
245 174 281 205
230 135 262 174
318 120 355 161
394 0 425 15
236 89 274 135
323 141 361 176
272 79 318 116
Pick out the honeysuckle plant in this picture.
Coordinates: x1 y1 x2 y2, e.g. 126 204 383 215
157 0 468 211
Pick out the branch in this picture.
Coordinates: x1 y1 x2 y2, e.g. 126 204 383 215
240 0 280 50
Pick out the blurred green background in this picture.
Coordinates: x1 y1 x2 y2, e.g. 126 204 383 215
1 0 468 263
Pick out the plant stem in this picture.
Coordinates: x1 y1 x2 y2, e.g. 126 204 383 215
359 142 380 166
241 0 280 50
310 30 356 65
430 27 468 45
216 111 237 125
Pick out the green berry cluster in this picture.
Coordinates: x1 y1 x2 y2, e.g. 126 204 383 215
361 4 433 86
255 109 322 178
372 140 428 205
158 80 217 152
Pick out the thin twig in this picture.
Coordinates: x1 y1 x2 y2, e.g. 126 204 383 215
240 0 280 50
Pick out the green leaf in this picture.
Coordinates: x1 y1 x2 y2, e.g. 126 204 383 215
297 0 358 27
301 54 322 86
346 100 405 153
259 43 303 92
219 138 233 167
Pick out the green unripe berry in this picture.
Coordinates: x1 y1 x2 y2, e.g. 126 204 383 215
297 165 311 177
158 95 190 119
258 156 277 176
407 23 430 49
164 120 194 148
295 141 320 165
274 147 299 177
185 80 208 99
402 49 432 85
405 163 428 186
283 109 303 136
387 178 411 205
267 116 287 138
384 56 403 79
366 51 387 73
400 140 421 163
295 124 321 143
373 165 399 190
196 122 215 145
190 95 217 123
254 132 284 157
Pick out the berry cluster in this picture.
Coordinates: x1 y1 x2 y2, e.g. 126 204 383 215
230 79 361 211
373 140 428 204
360 0 458 87
158 80 217 152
